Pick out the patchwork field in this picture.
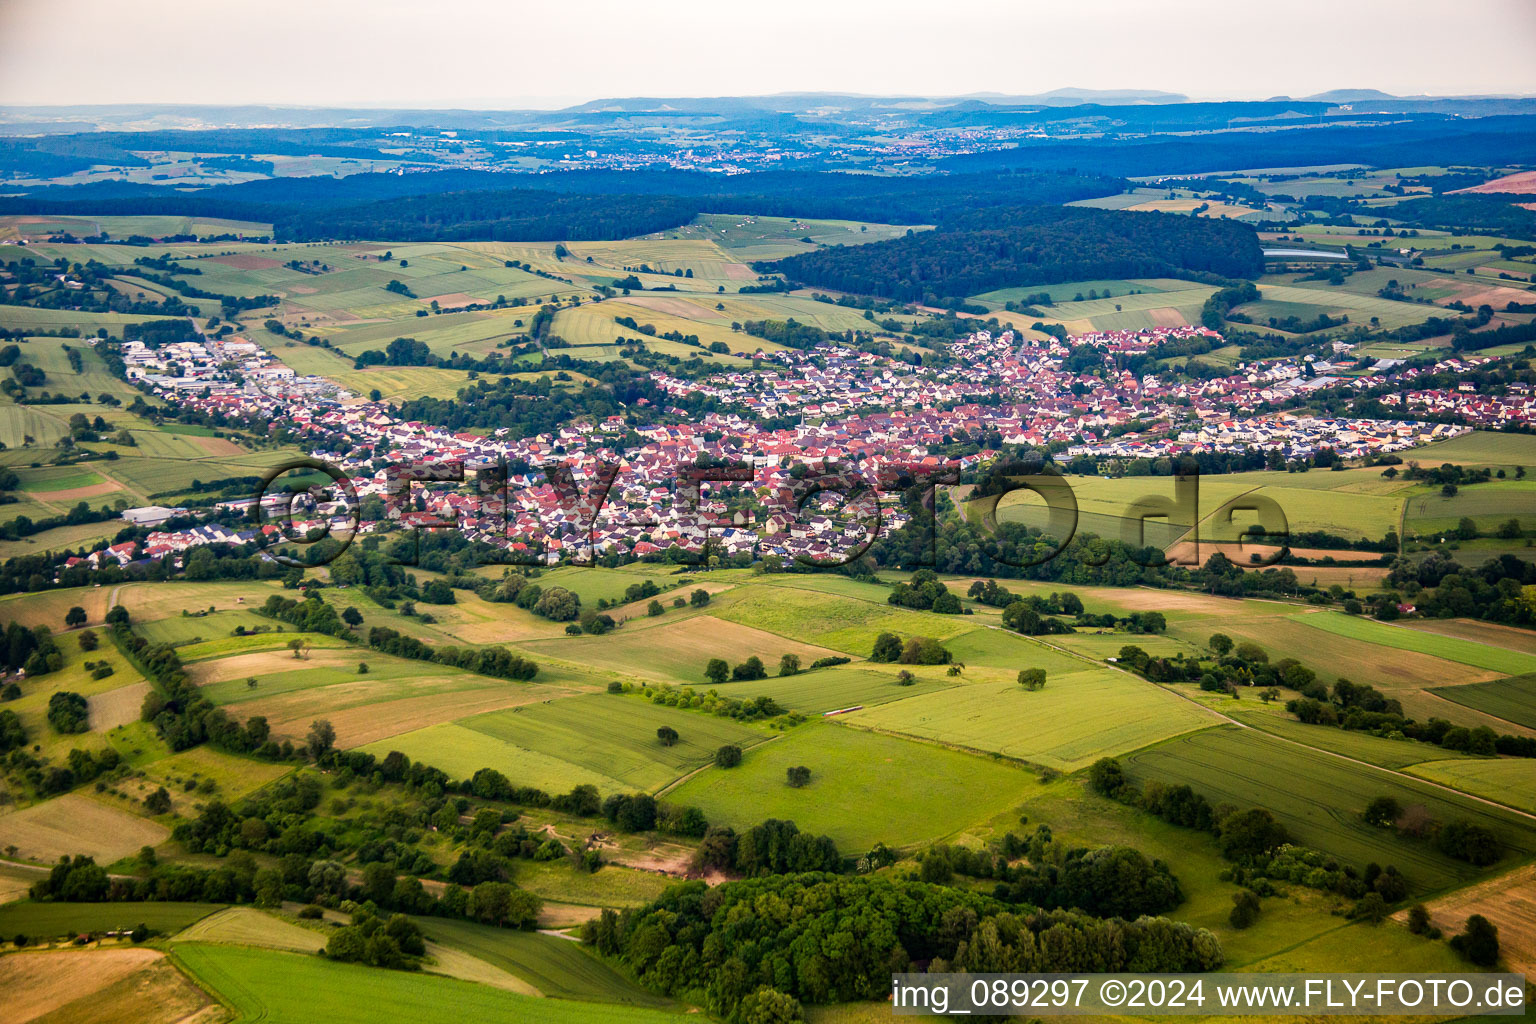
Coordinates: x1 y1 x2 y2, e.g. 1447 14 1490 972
1123 725 1536 890
366 692 765 793
1164 611 1500 693
1294 611 1536 676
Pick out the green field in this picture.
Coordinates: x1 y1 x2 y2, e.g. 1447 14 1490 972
1407 430 1536 468
848 665 1218 772
710 585 973 655
172 943 695 1024
705 663 959 713
1429 673 1536 729
990 468 1411 545
1406 758 1536 814
367 693 764 793
1123 726 1536 890
667 721 1032 850
1296 611 1536 675
0 901 222 937
1403 478 1536 536
1226 704 1480 770
416 918 671 1004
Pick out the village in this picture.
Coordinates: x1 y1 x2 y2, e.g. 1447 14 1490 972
92 319 1491 571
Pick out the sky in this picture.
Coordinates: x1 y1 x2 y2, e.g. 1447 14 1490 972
2 0 1535 109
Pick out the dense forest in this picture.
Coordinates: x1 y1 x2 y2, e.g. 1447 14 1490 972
592 873 1221 1017
766 206 1264 305
275 190 701 243
937 115 1536 178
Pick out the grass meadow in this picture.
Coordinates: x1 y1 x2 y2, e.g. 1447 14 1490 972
666 721 1032 850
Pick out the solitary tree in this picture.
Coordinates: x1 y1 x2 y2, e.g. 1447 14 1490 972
786 765 811 788
715 744 742 768
1018 668 1047 691
778 654 801 677
1209 633 1234 657
64 606 87 628
647 600 664 617
1229 889 1261 929
1450 915 1500 966
341 606 363 626
1363 795 1401 828
704 658 730 685
656 726 679 747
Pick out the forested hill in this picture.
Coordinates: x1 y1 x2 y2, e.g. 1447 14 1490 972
0 169 1127 239
274 189 701 242
763 205 1265 305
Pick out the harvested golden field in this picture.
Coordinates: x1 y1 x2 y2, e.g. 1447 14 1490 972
0 948 226 1024
88 681 150 731
0 793 168 864
1399 862 1536 976
1454 169 1536 194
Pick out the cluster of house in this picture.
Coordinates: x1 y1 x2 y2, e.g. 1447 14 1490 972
122 329 351 412
1383 386 1535 427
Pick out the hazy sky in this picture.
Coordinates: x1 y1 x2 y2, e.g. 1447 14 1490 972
2 0 1535 108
